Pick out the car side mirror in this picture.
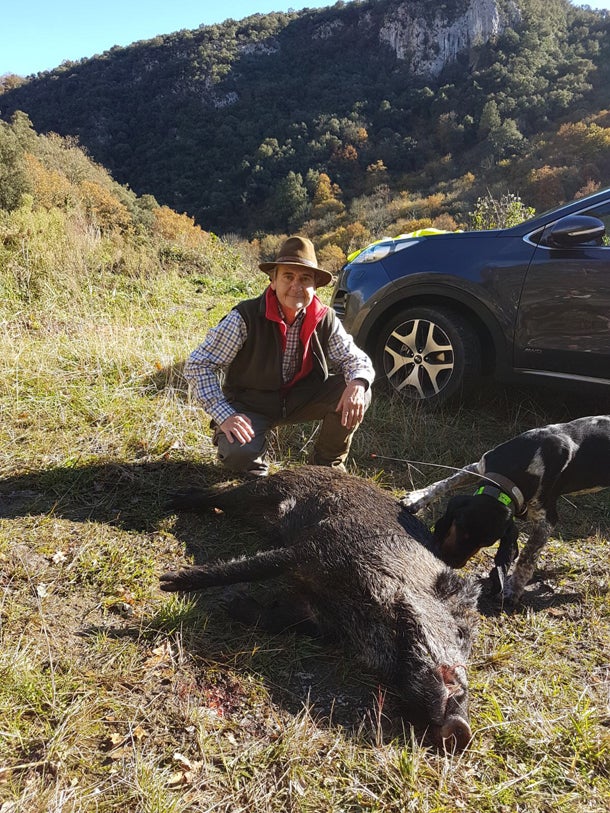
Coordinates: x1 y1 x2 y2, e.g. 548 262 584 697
545 215 605 248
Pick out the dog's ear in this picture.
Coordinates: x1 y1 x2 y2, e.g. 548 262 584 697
446 495 472 514
433 495 471 537
488 519 519 595
495 520 519 569
434 495 472 544
433 496 480 568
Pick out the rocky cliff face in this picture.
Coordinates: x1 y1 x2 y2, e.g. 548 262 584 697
375 0 521 77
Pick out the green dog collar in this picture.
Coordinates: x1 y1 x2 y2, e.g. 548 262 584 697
474 484 514 511
479 472 526 516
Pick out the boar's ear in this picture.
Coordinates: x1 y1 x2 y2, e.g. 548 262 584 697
434 569 481 612
393 598 427 659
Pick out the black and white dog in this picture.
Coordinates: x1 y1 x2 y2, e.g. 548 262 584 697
401 416 610 605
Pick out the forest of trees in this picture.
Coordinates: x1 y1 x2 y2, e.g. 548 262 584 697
0 112 239 306
1 0 610 258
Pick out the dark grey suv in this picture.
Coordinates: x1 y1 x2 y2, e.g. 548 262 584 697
331 187 610 405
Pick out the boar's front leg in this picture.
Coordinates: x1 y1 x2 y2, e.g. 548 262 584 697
222 589 319 637
160 547 298 592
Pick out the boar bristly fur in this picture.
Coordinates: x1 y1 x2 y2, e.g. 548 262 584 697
161 466 480 750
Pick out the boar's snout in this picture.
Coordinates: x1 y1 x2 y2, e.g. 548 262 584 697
433 663 472 751
400 661 472 752
431 714 473 752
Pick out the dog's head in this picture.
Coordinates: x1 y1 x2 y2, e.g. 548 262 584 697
432 494 516 568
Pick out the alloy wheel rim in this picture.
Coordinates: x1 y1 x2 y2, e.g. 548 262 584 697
383 318 455 400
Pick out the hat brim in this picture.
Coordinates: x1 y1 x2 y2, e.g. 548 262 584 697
259 260 333 287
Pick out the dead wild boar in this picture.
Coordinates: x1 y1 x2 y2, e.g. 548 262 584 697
160 466 480 750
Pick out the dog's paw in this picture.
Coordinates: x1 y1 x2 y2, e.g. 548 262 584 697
488 565 505 596
400 490 429 514
498 577 522 612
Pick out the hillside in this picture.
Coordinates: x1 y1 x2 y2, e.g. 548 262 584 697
1 0 610 242
0 112 255 313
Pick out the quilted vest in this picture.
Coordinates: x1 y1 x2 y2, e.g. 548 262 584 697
222 288 335 409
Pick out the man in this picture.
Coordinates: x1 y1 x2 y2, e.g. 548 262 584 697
185 236 375 476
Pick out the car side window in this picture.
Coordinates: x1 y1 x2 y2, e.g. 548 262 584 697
583 202 610 246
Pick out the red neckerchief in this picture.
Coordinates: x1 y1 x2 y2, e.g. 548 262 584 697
264 286 328 390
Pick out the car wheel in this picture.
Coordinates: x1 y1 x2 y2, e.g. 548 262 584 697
375 306 482 405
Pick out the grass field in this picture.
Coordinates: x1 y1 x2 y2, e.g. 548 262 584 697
1 249 609 812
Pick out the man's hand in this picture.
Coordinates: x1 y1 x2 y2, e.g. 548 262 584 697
219 413 255 444
336 379 367 430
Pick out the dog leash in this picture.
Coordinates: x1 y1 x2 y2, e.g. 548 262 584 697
370 453 527 516
370 453 476 477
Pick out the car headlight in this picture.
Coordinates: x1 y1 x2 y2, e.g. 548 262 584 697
348 238 419 264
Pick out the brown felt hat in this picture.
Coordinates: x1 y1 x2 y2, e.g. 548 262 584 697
259 236 333 287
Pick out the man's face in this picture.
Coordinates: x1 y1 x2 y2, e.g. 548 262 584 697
270 265 317 314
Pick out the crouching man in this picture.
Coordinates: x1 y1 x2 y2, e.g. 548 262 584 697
184 236 375 476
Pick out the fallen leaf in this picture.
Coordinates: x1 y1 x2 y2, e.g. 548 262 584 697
173 752 192 769
109 746 133 761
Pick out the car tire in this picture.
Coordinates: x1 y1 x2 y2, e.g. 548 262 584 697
374 306 482 405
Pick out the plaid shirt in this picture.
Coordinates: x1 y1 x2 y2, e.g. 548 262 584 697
278 303 305 384
185 299 375 425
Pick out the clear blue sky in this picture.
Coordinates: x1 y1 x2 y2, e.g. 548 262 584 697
0 1 335 77
2 0 609 78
